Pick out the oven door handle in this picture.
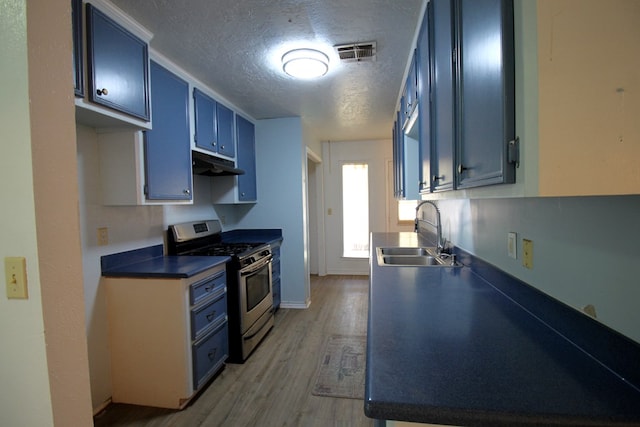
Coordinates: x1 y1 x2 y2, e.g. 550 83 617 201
240 257 272 276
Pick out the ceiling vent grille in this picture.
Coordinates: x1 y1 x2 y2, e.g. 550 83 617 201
334 42 377 62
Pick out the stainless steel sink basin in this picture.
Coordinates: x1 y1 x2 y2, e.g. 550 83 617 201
375 247 462 267
379 247 430 256
380 255 443 266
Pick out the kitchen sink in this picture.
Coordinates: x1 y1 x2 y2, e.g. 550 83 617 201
379 247 430 256
376 247 462 267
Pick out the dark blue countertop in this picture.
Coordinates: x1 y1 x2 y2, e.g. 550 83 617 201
101 244 229 278
221 228 283 247
366 232 640 426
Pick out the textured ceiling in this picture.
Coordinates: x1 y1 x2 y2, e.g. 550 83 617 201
110 0 425 142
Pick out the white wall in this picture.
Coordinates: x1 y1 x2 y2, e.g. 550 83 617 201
0 2 54 425
322 139 392 275
438 196 640 344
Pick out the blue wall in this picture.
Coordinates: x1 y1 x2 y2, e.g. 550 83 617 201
437 195 640 343
223 117 310 307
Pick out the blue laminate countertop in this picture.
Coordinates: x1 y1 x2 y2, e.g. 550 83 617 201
101 244 230 278
365 232 640 426
221 228 283 247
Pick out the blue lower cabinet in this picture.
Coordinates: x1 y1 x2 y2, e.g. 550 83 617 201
192 319 229 389
271 244 281 309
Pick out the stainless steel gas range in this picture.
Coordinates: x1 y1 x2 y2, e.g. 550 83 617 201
167 220 274 363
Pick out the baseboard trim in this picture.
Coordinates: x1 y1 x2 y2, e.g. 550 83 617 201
280 300 311 309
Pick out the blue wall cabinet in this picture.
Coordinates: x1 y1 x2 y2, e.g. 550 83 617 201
210 114 257 203
392 111 405 200
430 0 456 192
193 88 217 152
193 88 235 158
401 53 418 131
72 0 83 97
216 103 236 158
86 4 150 120
236 115 257 202
144 61 192 201
455 0 516 188
417 2 432 194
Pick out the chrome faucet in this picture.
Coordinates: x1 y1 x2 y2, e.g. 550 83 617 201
415 200 444 254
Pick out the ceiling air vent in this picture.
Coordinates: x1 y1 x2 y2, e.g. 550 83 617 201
334 42 377 63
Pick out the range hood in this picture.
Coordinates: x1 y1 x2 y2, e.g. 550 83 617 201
192 150 245 176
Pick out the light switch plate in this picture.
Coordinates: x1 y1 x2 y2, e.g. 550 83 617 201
5 257 28 299
507 232 517 259
522 239 533 269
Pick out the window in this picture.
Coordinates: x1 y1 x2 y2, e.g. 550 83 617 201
342 163 369 258
398 199 418 223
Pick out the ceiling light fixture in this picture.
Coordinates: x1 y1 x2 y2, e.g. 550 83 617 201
282 48 329 79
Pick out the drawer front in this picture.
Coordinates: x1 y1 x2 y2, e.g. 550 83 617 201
191 291 227 340
190 271 226 306
193 320 228 389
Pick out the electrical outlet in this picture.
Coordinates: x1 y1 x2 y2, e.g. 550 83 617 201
522 239 533 269
582 304 597 318
5 257 28 299
97 227 109 246
507 232 517 259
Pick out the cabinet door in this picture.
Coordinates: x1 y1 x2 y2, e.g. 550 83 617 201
72 0 83 97
402 53 418 130
144 61 192 200
86 4 150 120
236 115 257 202
417 2 432 194
430 0 455 192
216 103 235 157
193 88 217 152
455 0 515 188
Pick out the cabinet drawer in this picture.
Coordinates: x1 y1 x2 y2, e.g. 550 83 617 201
191 290 227 340
193 319 228 389
190 271 226 305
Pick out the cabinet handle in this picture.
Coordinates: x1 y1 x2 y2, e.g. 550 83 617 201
457 164 469 175
96 88 109 96
207 348 217 361
206 311 217 322
184 189 191 195
220 145 225 150
432 175 444 182
212 142 217 147
241 192 245 196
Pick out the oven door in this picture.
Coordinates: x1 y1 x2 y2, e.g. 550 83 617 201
239 255 273 333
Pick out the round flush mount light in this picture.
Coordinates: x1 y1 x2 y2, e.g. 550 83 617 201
282 48 329 79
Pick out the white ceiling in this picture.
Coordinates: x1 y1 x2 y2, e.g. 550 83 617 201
110 0 425 142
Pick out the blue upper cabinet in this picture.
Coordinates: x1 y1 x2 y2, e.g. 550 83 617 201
216 103 235 158
86 4 150 121
194 88 236 158
455 0 515 188
193 88 217 152
417 2 432 194
430 0 455 192
402 53 418 131
72 0 83 97
144 61 192 201
236 115 257 202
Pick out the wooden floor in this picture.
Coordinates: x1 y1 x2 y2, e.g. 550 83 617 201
94 275 374 427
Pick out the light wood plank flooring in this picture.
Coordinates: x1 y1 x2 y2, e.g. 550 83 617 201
94 275 374 427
